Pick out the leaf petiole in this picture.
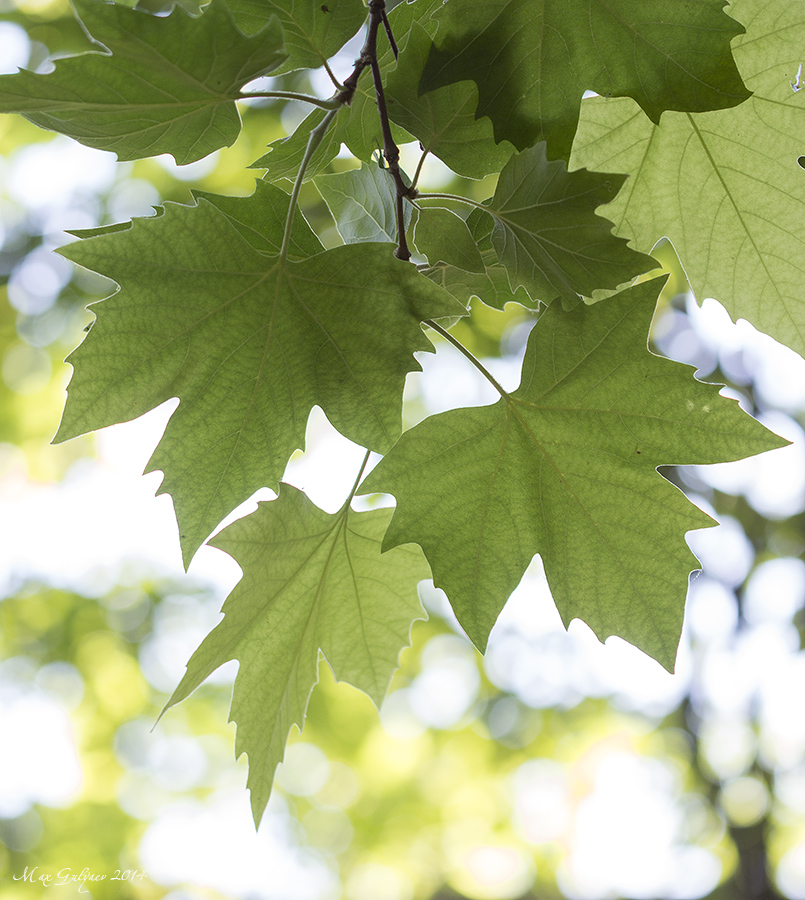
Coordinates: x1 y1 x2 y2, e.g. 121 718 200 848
340 449 373 514
236 90 342 110
424 319 510 399
280 107 339 260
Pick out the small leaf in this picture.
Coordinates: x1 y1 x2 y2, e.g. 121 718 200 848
0 0 288 163
486 143 658 305
414 207 484 273
227 0 366 74
362 278 787 670
55 184 465 564
163 484 429 825
419 0 751 158
316 162 412 244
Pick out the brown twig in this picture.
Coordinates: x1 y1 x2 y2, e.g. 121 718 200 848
337 0 415 260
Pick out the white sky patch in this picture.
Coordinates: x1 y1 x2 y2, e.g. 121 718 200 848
0 680 83 817
139 790 338 899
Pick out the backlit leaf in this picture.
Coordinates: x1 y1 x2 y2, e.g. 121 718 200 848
362 278 786 669
164 484 429 824
420 0 750 158
54 182 464 563
0 0 287 163
571 0 805 356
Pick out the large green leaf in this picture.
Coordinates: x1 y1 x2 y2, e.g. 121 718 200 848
54 181 464 564
571 0 805 356
164 484 429 825
362 278 785 670
419 0 750 158
0 0 287 163
385 20 515 180
483 144 658 305
226 0 366 74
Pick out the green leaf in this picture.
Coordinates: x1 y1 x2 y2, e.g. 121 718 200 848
316 162 412 244
163 483 429 825
414 207 484 273
251 0 433 179
485 144 658 305
0 0 287 163
226 0 366 74
362 278 786 670
385 20 515 180
571 0 805 356
54 182 465 564
419 0 751 158
422 249 535 311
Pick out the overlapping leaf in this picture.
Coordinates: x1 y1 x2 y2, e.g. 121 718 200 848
362 279 786 670
483 144 658 306
164 484 429 824
419 0 750 158
422 251 534 311
0 0 287 163
54 181 464 564
316 162 412 244
251 0 436 179
226 0 366 73
385 20 515 180
571 0 805 356
414 207 484 273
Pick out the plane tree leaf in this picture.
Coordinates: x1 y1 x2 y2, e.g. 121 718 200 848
251 0 437 179
226 0 366 74
54 182 464 564
163 483 429 825
316 162 412 244
414 207 484 273
419 0 751 158
571 0 805 356
484 143 658 306
362 278 786 670
422 250 534 311
0 0 288 163
385 20 515 180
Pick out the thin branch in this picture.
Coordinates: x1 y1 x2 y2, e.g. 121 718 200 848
280 108 338 261
366 0 415 260
236 90 341 110
424 319 511 399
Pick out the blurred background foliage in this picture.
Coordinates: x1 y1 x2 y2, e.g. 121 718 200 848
1 1 805 899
